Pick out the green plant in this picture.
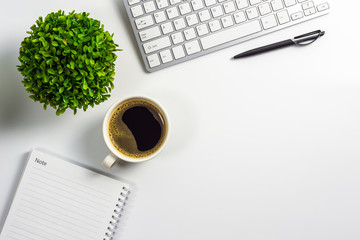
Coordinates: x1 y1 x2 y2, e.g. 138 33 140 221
17 10 121 115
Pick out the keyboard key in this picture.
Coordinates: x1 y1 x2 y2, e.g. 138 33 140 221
156 0 169 9
154 11 167 23
317 2 329 12
259 3 272 15
184 28 197 40
283 0 296 7
200 20 262 50
291 11 303 20
128 0 140 5
209 19 222 32
235 0 249 9
221 16 234 28
249 0 261 5
199 9 211 22
170 0 181 4
276 10 290 24
233 11 246 23
160 49 173 63
131 5 144 18
186 14 199 26
143 36 171 54
196 24 209 36
211 6 224 18
174 18 187 30
139 26 161 41
191 0 205 11
223 2 236 14
144 1 156 13
261 14 278 29
135 15 154 29
204 0 217 7
166 7 180 19
246 7 259 19
147 53 161 68
179 3 192 14
302 1 314 10
172 45 186 59
171 32 185 44
304 7 316 16
185 40 201 55
271 0 284 11
161 22 174 34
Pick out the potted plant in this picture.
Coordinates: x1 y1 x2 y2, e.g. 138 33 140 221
17 10 120 115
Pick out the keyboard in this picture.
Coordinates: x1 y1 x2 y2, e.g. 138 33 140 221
123 0 330 72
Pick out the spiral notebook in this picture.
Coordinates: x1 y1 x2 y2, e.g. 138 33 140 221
0 150 130 240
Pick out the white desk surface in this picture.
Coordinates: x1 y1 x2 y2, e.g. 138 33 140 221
1 1 359 239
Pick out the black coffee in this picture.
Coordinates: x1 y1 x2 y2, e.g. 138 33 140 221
122 106 161 151
108 99 167 158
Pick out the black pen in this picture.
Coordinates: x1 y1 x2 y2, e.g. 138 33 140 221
233 30 325 59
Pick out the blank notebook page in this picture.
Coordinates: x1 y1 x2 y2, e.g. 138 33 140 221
0 150 130 240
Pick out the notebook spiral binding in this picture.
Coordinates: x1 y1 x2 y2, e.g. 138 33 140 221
104 186 130 240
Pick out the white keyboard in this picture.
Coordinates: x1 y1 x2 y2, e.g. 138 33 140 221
123 0 330 72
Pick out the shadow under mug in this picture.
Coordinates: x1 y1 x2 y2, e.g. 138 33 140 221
102 96 169 169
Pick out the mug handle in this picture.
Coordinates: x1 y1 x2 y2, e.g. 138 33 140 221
102 153 118 170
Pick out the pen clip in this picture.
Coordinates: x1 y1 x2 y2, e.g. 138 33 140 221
293 30 325 45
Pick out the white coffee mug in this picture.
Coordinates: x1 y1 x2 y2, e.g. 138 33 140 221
102 96 169 169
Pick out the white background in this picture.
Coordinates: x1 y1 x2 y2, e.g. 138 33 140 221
1 0 360 239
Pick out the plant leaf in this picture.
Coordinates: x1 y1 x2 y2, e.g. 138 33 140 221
17 10 120 115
